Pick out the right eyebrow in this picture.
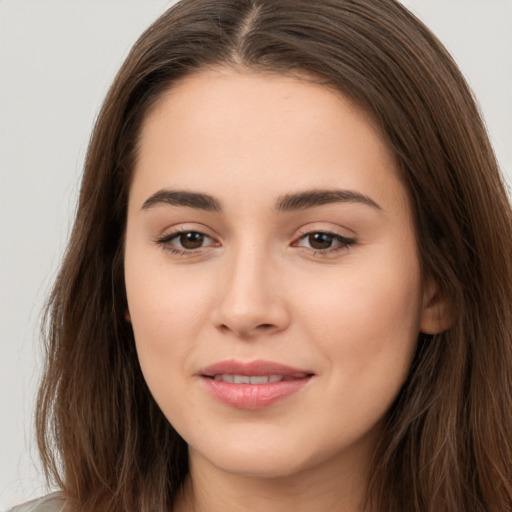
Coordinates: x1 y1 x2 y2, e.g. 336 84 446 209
141 189 222 212
275 189 382 212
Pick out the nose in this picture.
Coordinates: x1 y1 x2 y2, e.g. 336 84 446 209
212 248 291 338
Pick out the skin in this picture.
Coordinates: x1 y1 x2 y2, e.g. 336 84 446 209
124 68 446 512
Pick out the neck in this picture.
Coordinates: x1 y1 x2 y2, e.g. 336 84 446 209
173 445 375 512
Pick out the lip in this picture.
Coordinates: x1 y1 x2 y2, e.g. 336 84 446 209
198 359 315 410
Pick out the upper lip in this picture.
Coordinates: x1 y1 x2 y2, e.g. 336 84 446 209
199 359 314 378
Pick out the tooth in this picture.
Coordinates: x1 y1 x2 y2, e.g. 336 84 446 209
233 375 250 384
212 374 287 384
249 375 269 384
215 374 234 383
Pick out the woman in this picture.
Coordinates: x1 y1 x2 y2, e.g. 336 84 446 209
12 0 512 511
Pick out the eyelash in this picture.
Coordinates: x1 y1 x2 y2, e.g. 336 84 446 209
155 230 216 256
294 230 356 256
154 229 356 257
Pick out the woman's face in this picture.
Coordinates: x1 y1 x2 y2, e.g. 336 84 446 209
124 68 438 480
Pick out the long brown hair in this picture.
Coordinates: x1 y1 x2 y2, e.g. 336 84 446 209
36 1 512 510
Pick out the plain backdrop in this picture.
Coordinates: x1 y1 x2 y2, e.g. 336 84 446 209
1 0 511 509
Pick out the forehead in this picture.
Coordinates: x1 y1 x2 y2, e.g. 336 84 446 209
130 68 409 217
138 68 386 154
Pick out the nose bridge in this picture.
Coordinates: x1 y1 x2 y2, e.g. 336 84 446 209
213 238 289 336
229 241 270 302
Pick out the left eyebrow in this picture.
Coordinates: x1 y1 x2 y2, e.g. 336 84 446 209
141 189 222 212
274 189 382 212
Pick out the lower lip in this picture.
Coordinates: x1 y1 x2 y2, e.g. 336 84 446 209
201 377 312 409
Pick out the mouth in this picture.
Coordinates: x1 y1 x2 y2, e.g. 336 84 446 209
199 359 315 409
211 374 302 384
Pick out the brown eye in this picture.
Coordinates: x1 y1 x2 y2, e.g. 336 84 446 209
156 230 217 255
178 232 205 249
295 231 356 254
308 233 334 250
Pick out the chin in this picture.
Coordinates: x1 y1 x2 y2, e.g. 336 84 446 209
188 430 343 481
206 450 314 479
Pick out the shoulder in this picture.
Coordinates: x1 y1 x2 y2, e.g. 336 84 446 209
6 493 66 512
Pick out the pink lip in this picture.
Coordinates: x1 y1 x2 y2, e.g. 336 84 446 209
199 359 314 410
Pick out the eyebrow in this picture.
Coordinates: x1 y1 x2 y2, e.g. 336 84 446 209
275 189 382 212
141 188 381 213
142 189 222 212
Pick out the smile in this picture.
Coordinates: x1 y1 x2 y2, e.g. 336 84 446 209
199 360 314 409
213 374 299 384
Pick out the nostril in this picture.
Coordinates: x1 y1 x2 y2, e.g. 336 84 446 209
217 322 277 337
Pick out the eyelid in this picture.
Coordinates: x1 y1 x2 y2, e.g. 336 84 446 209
153 224 220 255
154 222 217 240
160 230 213 245
152 223 356 257
291 226 357 255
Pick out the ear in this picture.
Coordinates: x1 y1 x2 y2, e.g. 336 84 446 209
419 277 453 335
124 309 131 323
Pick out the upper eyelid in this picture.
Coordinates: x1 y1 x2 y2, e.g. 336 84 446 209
297 231 354 241
294 231 356 247
158 229 215 243
155 230 219 256
154 224 357 245
293 223 357 239
156 223 216 238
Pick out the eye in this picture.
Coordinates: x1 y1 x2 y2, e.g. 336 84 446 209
155 230 216 254
174 231 208 250
295 231 355 253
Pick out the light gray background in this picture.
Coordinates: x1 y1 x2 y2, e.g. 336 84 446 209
1 0 511 508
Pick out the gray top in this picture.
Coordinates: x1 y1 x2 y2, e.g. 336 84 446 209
6 493 65 512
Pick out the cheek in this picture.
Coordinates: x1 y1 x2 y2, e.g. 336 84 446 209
125 269 211 424
126 268 211 353
300 264 421 337
123 241 215 396
295 251 423 389
292 270 421 446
